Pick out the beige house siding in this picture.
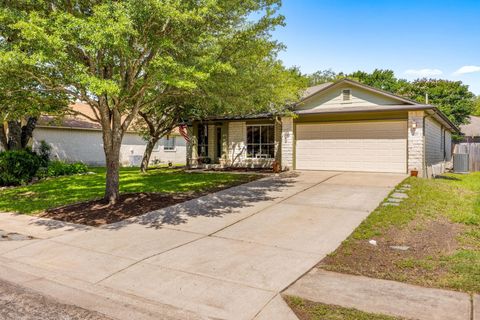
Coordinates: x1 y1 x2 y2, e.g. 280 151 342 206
445 130 452 161
297 83 405 111
424 116 451 176
32 127 186 166
425 117 444 166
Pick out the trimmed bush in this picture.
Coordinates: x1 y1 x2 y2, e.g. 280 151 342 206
0 149 42 186
37 140 52 167
46 161 88 177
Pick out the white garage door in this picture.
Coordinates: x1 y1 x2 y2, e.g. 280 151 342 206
296 121 407 173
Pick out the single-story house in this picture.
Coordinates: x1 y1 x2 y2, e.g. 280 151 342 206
460 116 480 143
32 103 187 166
187 79 459 177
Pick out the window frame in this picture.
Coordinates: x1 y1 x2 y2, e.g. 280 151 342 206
163 136 176 152
245 124 275 159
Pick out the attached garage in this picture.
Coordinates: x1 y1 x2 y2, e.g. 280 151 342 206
295 120 407 173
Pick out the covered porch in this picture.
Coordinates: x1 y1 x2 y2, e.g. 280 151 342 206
187 117 293 170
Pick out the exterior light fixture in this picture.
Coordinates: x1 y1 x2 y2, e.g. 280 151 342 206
410 120 417 129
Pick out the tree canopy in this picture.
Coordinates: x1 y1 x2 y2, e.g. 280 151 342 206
1 0 305 203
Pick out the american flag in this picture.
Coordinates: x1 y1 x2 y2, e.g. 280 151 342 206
179 125 190 142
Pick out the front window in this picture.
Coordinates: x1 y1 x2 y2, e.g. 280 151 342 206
164 136 176 151
246 125 275 159
197 124 209 157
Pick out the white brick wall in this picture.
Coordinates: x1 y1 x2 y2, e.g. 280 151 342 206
228 121 246 166
407 111 424 176
281 117 294 170
32 128 186 166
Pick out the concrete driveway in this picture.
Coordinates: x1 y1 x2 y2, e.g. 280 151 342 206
0 171 405 320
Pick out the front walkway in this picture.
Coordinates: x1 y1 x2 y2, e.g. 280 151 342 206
0 171 405 320
286 269 474 320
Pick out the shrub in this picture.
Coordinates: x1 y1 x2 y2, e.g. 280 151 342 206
47 161 88 177
0 149 42 186
37 140 52 167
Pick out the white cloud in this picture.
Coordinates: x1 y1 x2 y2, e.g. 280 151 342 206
404 68 443 77
453 65 480 75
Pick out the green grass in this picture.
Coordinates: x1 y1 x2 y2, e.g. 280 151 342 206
324 172 480 293
0 167 258 214
351 173 480 241
285 296 405 320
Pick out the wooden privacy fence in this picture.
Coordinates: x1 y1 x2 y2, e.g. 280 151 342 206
454 143 480 172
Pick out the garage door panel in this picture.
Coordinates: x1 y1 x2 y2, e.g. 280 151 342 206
296 121 407 173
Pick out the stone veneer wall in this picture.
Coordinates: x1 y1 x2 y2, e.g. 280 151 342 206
227 121 246 166
407 111 425 177
280 117 294 170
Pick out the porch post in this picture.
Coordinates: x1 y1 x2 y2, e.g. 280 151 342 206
280 117 294 170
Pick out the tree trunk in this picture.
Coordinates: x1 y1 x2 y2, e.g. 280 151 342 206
105 150 120 204
140 136 160 173
6 121 22 150
21 117 37 148
103 129 123 205
0 123 8 150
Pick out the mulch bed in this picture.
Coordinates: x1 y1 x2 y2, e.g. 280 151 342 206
318 217 464 288
40 193 197 227
40 177 260 227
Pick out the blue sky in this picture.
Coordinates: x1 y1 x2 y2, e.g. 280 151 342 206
272 0 480 94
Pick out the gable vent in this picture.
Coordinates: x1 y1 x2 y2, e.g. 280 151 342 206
342 89 351 101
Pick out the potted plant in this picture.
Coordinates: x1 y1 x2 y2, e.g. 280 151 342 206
410 168 419 177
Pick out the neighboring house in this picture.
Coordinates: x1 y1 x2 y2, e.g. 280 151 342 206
33 103 186 166
187 79 459 177
460 116 480 143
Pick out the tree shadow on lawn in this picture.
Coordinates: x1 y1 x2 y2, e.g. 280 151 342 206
32 173 298 231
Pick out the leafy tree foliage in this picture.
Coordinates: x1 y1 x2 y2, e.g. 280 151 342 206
471 96 480 116
0 2 68 150
401 79 475 125
308 69 338 86
346 69 410 96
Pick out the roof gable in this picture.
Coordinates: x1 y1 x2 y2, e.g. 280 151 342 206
296 79 416 112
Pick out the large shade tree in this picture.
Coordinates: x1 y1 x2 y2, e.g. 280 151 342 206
5 0 294 204
0 2 68 150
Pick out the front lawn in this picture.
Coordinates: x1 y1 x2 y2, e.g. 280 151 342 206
285 296 405 320
320 173 480 293
0 167 259 217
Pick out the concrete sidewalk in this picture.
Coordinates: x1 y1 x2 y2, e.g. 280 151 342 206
0 171 405 319
285 269 473 320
